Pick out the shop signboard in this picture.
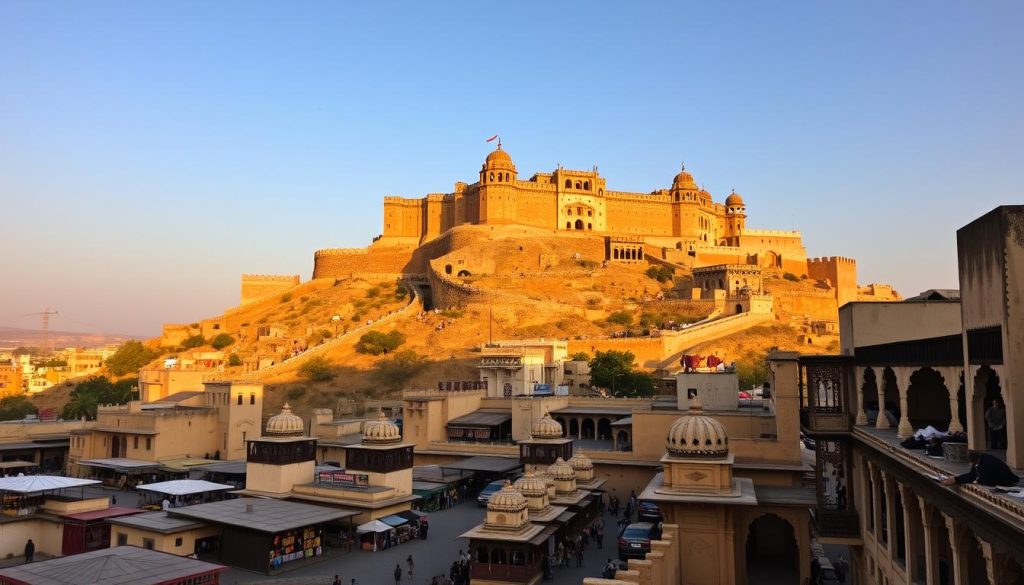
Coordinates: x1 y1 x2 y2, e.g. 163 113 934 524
317 471 370 488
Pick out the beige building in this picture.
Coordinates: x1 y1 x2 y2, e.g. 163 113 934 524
68 379 263 481
479 339 576 398
767 206 1024 585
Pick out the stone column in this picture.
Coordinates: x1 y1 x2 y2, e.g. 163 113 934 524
876 368 891 430
894 366 915 438
978 537 999 585
942 512 966 585
917 495 939 585
882 474 896 558
897 483 919 579
938 366 965 434
870 464 882 539
855 366 869 426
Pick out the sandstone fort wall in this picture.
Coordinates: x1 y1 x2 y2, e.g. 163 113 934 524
240 274 301 306
807 256 858 307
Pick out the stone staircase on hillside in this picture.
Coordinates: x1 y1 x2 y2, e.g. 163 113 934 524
653 311 774 370
241 285 422 380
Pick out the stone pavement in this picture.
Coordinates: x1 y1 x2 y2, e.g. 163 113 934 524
225 501 623 585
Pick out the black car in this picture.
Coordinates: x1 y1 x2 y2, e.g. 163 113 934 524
637 501 662 523
800 432 816 450
617 522 660 560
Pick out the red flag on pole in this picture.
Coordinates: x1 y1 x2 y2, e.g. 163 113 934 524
486 134 499 142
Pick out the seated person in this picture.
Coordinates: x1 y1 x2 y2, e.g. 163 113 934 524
941 451 1020 487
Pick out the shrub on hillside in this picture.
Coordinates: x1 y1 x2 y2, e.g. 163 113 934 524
366 286 381 298
286 386 307 401
607 311 633 326
783 272 800 282
180 335 206 349
395 283 409 301
577 259 599 270
645 265 675 283
106 341 160 376
356 331 406 355
210 333 235 350
227 354 243 367
299 356 334 382
280 292 292 303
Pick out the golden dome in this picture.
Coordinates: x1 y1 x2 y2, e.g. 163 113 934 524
567 453 593 472
513 471 548 497
725 190 744 206
265 403 304 437
488 481 528 512
484 145 515 169
362 410 402 445
666 400 729 458
531 411 563 439
673 163 697 189
547 457 576 481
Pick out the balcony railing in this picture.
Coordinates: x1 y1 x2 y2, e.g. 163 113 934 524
811 508 861 540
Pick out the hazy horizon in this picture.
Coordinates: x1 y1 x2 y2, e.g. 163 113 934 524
2 1 1021 336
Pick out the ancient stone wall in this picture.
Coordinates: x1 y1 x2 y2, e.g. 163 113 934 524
807 256 858 307
240 274 301 306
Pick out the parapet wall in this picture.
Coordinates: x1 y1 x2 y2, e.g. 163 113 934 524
240 274 301 306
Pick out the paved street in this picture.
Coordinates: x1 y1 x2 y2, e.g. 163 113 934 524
222 501 622 585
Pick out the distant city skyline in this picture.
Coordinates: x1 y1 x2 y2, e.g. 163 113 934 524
1 1 1021 335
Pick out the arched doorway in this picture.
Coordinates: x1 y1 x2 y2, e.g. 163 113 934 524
862 368 879 424
735 304 743 314
568 418 579 438
745 514 798 583
907 368 951 430
581 418 595 440
972 366 1003 449
555 417 567 434
597 418 612 441
574 219 584 230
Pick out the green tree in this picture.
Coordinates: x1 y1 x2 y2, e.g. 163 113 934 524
372 350 429 391
355 330 406 355
60 376 138 420
299 356 335 382
0 396 37 421
105 341 160 376
589 350 656 397
783 272 800 282
210 333 235 350
227 354 243 367
570 352 590 362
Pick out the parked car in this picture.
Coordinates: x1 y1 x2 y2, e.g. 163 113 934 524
800 432 816 450
618 522 660 560
477 480 506 507
637 501 662 523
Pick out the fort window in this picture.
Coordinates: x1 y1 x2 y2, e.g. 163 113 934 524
145 438 151 450
575 181 582 189
489 172 494 181
566 222 571 229
599 189 603 195
445 264 452 275
583 181 590 190
588 223 592 230
575 219 584 230
587 210 592 216
250 394 256 405
237 394 243 405
565 179 572 189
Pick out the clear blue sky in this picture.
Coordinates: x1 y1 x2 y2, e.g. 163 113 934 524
1 1 1022 336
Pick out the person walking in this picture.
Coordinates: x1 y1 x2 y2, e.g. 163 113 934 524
406 554 415 580
24 539 34 563
420 518 429 539
595 523 604 548
394 563 403 585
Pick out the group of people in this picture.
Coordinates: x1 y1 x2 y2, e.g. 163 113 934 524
427 549 471 585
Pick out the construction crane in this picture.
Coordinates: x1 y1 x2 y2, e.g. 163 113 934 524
23 308 58 355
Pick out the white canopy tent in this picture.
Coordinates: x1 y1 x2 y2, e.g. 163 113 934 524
0 475 99 494
356 519 393 534
136 479 235 497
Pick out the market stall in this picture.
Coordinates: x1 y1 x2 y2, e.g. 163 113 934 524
137 479 235 509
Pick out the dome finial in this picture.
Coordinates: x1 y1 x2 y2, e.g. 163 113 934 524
681 161 686 172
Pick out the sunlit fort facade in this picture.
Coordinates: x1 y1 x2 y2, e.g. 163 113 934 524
377 143 807 274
